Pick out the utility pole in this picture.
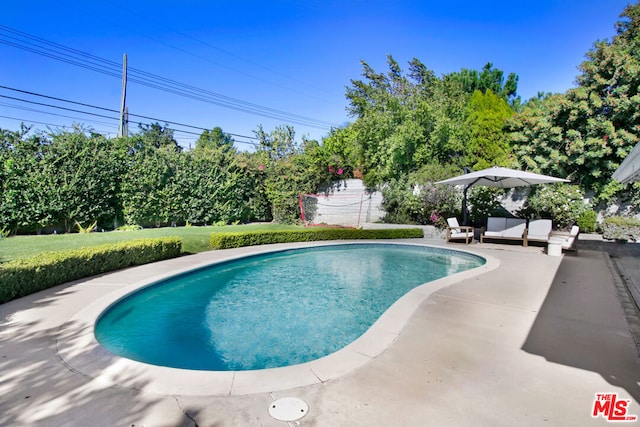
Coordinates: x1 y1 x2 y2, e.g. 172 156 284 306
124 105 129 136
118 53 128 137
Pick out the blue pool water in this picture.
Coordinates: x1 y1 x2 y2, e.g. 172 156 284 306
95 244 484 371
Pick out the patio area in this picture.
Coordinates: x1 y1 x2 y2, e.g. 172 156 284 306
0 237 639 426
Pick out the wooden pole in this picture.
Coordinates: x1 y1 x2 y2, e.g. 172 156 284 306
118 53 128 137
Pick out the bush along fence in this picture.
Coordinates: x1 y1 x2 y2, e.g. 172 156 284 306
210 227 425 249
0 237 182 304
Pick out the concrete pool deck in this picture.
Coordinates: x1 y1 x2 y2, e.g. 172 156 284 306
1 238 639 426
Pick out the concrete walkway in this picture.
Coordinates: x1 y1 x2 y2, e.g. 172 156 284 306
1 239 639 426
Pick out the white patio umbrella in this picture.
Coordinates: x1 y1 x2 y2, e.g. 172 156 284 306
612 140 640 184
435 166 570 224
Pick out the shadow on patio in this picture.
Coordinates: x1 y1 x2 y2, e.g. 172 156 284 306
522 250 640 403
0 280 199 426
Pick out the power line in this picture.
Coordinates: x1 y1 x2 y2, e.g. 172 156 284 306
115 22 335 105
0 114 116 136
0 101 119 128
0 85 270 151
0 85 258 140
0 25 339 130
93 0 339 101
0 94 120 121
0 113 260 148
0 103 260 147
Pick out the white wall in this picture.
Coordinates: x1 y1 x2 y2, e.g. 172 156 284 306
303 179 385 227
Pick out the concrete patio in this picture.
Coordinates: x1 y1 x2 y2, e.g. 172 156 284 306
0 237 639 426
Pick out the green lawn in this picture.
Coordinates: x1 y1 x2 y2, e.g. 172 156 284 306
0 223 302 263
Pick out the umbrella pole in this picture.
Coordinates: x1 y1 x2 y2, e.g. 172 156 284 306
462 185 469 226
461 167 472 226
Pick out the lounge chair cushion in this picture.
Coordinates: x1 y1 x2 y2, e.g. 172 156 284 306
481 217 527 244
450 232 469 240
503 218 526 238
527 219 553 242
486 217 507 232
447 217 461 228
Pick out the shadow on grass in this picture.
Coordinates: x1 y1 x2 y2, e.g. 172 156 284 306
522 250 640 402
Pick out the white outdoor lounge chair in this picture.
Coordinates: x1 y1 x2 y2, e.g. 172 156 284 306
551 225 580 253
527 219 553 245
446 217 474 245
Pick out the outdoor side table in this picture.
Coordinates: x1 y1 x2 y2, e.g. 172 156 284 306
547 237 564 256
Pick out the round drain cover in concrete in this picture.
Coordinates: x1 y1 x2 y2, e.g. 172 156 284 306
268 397 308 421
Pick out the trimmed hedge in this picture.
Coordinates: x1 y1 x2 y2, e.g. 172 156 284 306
0 237 182 304
210 227 425 249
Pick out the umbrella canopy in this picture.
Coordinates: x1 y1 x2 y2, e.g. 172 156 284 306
436 166 569 188
435 166 570 225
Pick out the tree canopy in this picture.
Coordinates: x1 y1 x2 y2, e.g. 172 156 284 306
195 126 234 153
465 89 514 170
508 2 640 195
447 62 519 104
338 55 519 187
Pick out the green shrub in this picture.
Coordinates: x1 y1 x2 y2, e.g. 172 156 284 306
602 216 640 241
0 237 182 304
467 187 505 225
117 224 143 231
520 184 588 229
210 227 424 249
576 210 597 233
381 179 424 224
419 183 460 228
381 176 460 226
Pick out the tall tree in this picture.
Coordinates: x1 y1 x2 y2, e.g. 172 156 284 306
447 62 519 102
195 127 234 152
252 125 335 223
255 124 297 161
137 122 181 152
465 89 514 169
508 2 640 194
339 56 522 224
322 125 360 177
344 55 479 185
253 125 301 222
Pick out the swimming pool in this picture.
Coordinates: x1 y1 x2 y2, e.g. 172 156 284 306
95 243 485 371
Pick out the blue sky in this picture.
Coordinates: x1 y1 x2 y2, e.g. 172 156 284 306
0 0 632 149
